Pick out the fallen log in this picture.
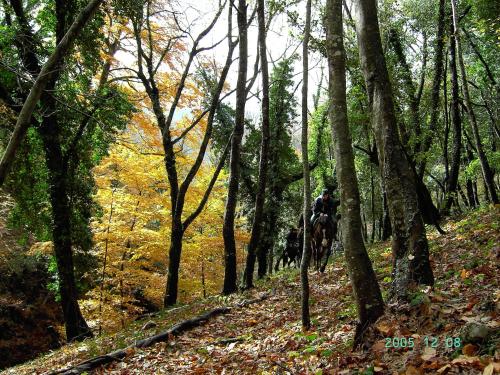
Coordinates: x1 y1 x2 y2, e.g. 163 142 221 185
50 293 269 375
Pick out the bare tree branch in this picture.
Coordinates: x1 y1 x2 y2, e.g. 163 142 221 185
183 136 231 229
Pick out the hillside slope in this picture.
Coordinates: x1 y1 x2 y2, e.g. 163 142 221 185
0 192 62 369
4 207 499 374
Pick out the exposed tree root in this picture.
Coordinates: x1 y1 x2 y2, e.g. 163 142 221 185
50 294 269 375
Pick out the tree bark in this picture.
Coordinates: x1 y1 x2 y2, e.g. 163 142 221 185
442 52 450 186
353 0 434 298
325 0 384 347
242 0 271 289
258 187 282 278
465 145 478 208
0 0 104 186
370 165 376 243
419 0 446 178
222 0 248 295
300 0 312 331
443 10 462 213
164 219 183 306
381 192 391 240
38 79 92 341
27 0 96 342
451 0 498 204
387 27 421 156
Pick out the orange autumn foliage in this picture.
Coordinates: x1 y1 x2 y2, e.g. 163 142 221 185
86 108 248 332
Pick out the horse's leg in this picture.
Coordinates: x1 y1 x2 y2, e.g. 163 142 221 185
274 256 280 272
318 229 327 271
309 242 315 270
312 242 316 270
320 242 332 273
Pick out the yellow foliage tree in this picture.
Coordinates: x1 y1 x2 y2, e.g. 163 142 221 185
86 111 247 333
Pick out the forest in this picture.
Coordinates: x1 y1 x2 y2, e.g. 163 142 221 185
0 0 498 373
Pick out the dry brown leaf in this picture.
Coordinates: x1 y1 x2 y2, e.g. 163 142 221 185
483 363 494 375
430 294 445 302
371 340 386 354
399 326 412 336
421 347 437 361
452 355 481 365
461 269 471 279
462 343 478 356
376 321 394 335
437 364 451 374
422 360 442 370
405 365 423 375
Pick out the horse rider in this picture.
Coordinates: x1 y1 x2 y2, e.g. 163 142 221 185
310 188 339 228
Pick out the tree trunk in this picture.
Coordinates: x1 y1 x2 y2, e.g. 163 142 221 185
419 0 446 177
300 0 312 331
464 145 476 208
388 28 421 157
32 0 96 342
126 3 233 306
465 178 476 208
443 52 450 185
444 11 462 213
370 165 376 243
381 192 391 241
267 244 274 275
222 0 248 295
458 184 469 208
451 0 498 204
38 82 92 341
5 0 94 341
353 0 434 298
257 200 278 279
472 180 480 206
242 0 271 289
98 189 115 335
325 0 384 347
164 218 184 306
0 0 104 186
256 240 268 278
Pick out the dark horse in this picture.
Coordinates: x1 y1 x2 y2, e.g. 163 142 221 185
275 227 302 270
297 210 341 272
311 213 336 272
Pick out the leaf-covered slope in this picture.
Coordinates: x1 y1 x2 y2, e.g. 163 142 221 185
0 191 62 370
5 207 499 374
